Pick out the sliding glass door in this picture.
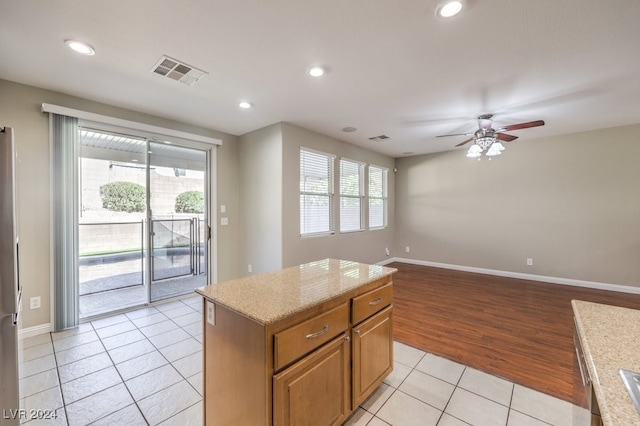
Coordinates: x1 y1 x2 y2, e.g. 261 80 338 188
148 141 208 302
78 128 211 318
78 129 148 317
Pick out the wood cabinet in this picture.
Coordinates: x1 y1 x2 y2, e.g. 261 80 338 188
352 305 393 407
199 261 395 426
273 334 351 426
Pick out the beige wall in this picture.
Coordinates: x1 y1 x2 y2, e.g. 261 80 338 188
237 122 396 275
0 79 242 329
395 124 640 288
281 123 396 268
238 123 283 274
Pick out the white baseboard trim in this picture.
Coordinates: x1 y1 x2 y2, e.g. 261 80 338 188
18 323 51 339
378 257 640 295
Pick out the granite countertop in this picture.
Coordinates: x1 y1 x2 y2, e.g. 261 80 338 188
572 300 640 426
196 259 397 325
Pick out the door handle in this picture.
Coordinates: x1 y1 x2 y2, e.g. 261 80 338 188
207 225 211 241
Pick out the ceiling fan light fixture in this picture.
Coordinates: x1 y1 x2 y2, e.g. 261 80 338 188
436 1 464 18
486 144 503 157
466 148 481 158
64 39 95 56
475 136 496 150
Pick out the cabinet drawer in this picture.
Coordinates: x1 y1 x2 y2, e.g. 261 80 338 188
274 303 349 371
352 283 392 325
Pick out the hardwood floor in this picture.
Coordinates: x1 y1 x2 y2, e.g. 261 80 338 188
390 262 640 404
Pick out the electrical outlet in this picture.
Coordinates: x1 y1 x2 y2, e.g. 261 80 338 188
248 264 252 273
527 258 534 266
30 296 41 310
405 246 410 253
206 301 215 326
385 247 390 256
220 217 229 226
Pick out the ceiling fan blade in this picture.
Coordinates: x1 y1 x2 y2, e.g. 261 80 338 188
496 120 545 132
455 137 474 147
496 133 518 142
436 132 474 138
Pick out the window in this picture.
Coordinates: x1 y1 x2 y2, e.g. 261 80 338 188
369 165 388 229
300 148 335 236
340 158 364 232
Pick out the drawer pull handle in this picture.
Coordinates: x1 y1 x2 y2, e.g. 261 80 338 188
306 325 329 339
369 297 383 306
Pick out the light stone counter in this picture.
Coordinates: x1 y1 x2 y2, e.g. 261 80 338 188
196 259 397 325
572 300 640 426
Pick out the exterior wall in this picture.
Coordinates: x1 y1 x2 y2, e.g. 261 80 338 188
394 124 640 288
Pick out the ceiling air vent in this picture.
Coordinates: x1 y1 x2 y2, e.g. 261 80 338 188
368 135 390 142
151 55 207 86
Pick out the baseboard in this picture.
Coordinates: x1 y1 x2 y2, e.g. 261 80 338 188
18 323 51 339
378 257 640 295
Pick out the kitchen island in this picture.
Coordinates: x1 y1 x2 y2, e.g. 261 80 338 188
572 300 640 426
196 259 397 425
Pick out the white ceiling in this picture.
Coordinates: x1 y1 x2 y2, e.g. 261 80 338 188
1 0 639 157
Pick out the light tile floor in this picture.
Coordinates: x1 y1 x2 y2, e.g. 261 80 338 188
19 296 587 425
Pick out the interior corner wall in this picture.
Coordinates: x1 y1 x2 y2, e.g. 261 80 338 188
394 123 640 288
238 123 284 275
281 123 396 268
0 78 242 329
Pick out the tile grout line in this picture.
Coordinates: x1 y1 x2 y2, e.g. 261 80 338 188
46 330 70 426
90 317 151 426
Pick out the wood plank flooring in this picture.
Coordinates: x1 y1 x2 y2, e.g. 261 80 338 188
390 262 640 404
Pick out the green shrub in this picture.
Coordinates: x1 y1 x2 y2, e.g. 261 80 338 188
175 191 204 214
99 181 146 213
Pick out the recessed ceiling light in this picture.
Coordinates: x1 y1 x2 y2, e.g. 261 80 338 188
308 66 326 77
436 1 463 18
64 40 95 56
342 127 357 133
238 101 252 109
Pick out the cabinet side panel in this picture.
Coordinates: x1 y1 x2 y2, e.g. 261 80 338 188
204 302 268 425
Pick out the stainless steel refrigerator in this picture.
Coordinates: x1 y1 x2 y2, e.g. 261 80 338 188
0 126 21 426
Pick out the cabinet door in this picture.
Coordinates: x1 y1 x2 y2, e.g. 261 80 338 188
273 334 351 426
352 306 393 407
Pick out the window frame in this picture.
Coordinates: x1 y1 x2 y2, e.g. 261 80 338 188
368 164 388 230
300 147 336 237
339 157 365 233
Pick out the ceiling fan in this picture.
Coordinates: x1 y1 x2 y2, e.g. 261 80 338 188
437 114 545 156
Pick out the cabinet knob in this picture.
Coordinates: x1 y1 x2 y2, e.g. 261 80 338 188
354 329 361 335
